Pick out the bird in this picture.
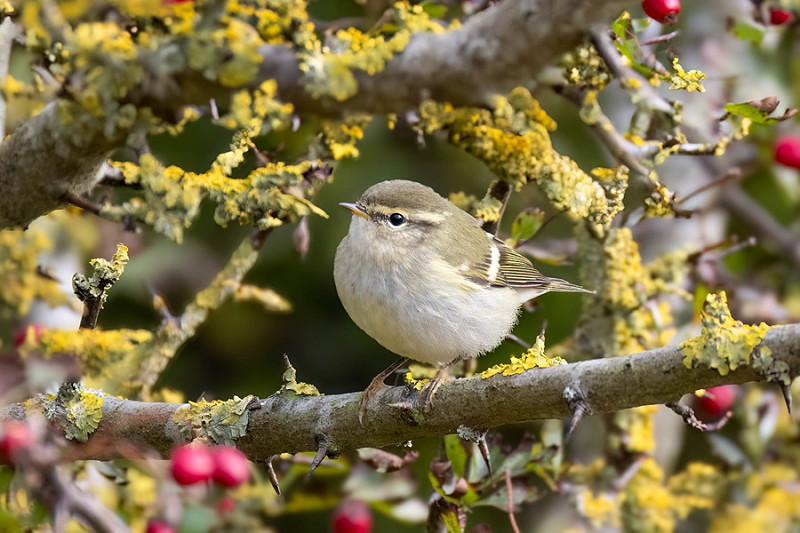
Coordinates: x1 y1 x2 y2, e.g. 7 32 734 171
333 180 591 422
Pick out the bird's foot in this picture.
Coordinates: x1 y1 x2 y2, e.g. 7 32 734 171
419 366 451 413
359 357 408 425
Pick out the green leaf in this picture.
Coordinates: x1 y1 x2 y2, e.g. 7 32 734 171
179 504 218 533
444 434 467 478
730 20 764 44
509 208 545 247
724 101 796 124
421 1 447 19
611 12 632 39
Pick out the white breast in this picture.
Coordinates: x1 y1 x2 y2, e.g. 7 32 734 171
334 220 521 366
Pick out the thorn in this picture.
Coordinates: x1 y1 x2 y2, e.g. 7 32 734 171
567 402 587 440
666 401 732 432
563 383 591 440
267 456 281 495
780 384 792 414
477 435 493 478
305 439 328 481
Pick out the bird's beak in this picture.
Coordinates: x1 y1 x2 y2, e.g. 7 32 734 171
339 202 369 220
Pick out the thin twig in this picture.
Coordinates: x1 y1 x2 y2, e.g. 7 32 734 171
482 179 513 235
591 29 672 113
64 193 104 216
666 401 732 432
505 469 521 533
640 30 680 46
677 168 742 204
558 86 652 179
719 184 800 266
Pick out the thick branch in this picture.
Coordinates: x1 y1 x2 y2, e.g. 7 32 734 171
0 0 633 230
3 324 798 462
0 102 118 228
258 0 631 113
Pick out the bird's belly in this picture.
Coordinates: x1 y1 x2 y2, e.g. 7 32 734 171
335 257 520 366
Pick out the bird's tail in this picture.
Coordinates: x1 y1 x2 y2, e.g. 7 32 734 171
514 276 594 304
544 276 595 294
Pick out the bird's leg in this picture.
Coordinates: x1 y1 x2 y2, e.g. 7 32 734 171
419 360 459 413
359 357 408 425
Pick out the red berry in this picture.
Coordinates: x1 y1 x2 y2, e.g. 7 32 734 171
0 420 33 465
775 136 800 168
13 324 45 348
212 446 251 488
331 500 372 533
769 8 794 25
145 519 175 533
217 496 236 514
642 0 681 24
170 444 214 485
697 385 737 417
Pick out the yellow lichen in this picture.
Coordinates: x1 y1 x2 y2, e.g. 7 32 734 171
610 406 658 454
297 2 446 101
680 292 771 375
665 59 706 93
0 228 72 319
42 328 153 395
644 184 681 218
621 458 716 532
321 115 370 160
481 335 566 378
579 490 620 528
216 80 294 136
418 88 624 236
108 137 329 242
560 42 612 90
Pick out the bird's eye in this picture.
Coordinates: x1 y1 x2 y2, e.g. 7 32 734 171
389 213 406 226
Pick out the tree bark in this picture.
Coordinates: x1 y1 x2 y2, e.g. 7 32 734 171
3 323 798 462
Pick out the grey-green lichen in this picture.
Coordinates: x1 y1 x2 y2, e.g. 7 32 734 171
280 357 321 397
107 136 329 243
173 395 254 445
72 243 129 309
297 3 447 101
680 292 771 376
417 87 625 237
577 227 677 358
41 383 105 442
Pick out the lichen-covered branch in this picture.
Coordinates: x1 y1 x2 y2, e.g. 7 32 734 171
0 102 120 229
258 0 632 114
3 323 798 462
0 0 633 231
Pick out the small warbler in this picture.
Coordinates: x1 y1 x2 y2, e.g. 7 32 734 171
334 180 590 421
